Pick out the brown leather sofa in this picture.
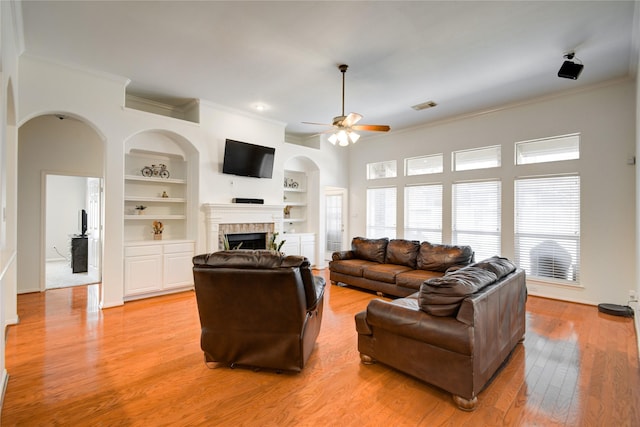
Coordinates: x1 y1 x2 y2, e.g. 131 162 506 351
329 237 474 297
192 250 325 372
355 256 527 410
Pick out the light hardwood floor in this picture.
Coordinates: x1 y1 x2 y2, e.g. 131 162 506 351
2 269 639 426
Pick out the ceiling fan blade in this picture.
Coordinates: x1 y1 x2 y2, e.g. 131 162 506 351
352 124 391 132
342 112 363 127
302 121 332 126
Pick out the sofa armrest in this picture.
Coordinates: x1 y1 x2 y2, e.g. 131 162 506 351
355 310 372 335
307 276 326 311
332 250 356 261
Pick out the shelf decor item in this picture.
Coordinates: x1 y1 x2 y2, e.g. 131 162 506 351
284 178 299 189
141 164 170 179
153 221 164 240
283 205 291 218
135 205 147 215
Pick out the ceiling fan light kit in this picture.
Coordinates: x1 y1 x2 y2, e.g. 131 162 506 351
303 64 390 146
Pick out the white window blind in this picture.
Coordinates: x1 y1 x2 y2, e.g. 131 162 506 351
515 175 580 283
367 160 397 180
405 154 443 176
452 180 501 261
366 187 397 238
404 184 442 243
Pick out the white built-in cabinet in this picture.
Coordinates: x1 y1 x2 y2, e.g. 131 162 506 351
281 233 315 266
124 145 195 300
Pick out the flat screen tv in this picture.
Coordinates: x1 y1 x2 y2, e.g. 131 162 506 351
80 209 88 236
222 139 275 179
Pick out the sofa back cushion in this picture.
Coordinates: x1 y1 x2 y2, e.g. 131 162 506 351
418 267 497 316
352 237 389 263
473 256 516 279
416 242 474 272
385 239 420 268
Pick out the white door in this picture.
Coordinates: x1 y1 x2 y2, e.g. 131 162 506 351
325 189 347 261
87 178 102 278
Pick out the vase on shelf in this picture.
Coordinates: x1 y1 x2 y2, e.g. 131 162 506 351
154 234 162 240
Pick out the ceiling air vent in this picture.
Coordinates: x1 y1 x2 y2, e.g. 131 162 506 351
411 100 438 111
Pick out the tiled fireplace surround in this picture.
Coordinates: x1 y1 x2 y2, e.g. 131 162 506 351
203 203 284 252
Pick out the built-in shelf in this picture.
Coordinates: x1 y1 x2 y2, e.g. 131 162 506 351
124 215 186 220
125 197 186 203
124 175 186 185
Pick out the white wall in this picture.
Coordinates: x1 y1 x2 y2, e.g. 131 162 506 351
348 79 636 307
0 0 22 409
45 175 87 261
17 56 348 307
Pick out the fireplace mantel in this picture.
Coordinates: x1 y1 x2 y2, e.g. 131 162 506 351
203 203 284 252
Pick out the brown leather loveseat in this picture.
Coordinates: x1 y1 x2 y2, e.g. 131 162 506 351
192 250 325 372
330 237 474 297
355 256 527 410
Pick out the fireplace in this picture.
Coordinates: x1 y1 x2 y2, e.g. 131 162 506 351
226 232 267 250
203 203 284 252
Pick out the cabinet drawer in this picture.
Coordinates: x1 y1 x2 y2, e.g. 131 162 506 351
164 242 195 254
125 245 162 257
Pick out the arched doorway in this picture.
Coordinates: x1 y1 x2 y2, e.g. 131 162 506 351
17 114 105 295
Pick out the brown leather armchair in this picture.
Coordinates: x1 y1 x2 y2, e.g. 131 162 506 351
192 250 325 372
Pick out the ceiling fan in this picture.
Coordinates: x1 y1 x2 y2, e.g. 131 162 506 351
303 64 390 146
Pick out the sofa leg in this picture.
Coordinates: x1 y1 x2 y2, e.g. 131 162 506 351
359 353 376 365
452 395 478 411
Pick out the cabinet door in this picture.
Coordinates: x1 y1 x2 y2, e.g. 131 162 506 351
281 235 301 256
300 235 316 266
124 255 163 295
163 251 194 289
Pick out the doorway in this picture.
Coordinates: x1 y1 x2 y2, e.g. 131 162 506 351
45 174 101 289
324 188 347 262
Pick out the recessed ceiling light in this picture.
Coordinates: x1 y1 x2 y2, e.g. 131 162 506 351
253 103 268 112
411 100 438 111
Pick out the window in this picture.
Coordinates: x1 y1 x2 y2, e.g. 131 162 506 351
515 133 580 165
405 154 443 176
366 187 396 238
452 145 501 171
515 175 580 283
452 180 501 261
367 160 397 180
404 184 442 243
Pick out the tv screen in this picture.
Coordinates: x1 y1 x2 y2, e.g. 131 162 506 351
222 139 275 178
80 209 88 236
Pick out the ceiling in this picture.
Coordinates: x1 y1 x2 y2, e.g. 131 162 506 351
20 1 639 139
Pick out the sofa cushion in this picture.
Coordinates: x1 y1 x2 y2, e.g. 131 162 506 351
416 242 474 272
352 237 389 263
363 263 413 284
329 259 378 277
418 267 497 316
395 269 444 291
473 256 516 279
385 239 420 268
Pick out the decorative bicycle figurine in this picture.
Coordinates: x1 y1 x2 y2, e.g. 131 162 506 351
141 164 170 179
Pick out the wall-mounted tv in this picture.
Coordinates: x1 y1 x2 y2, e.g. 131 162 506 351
222 139 275 179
